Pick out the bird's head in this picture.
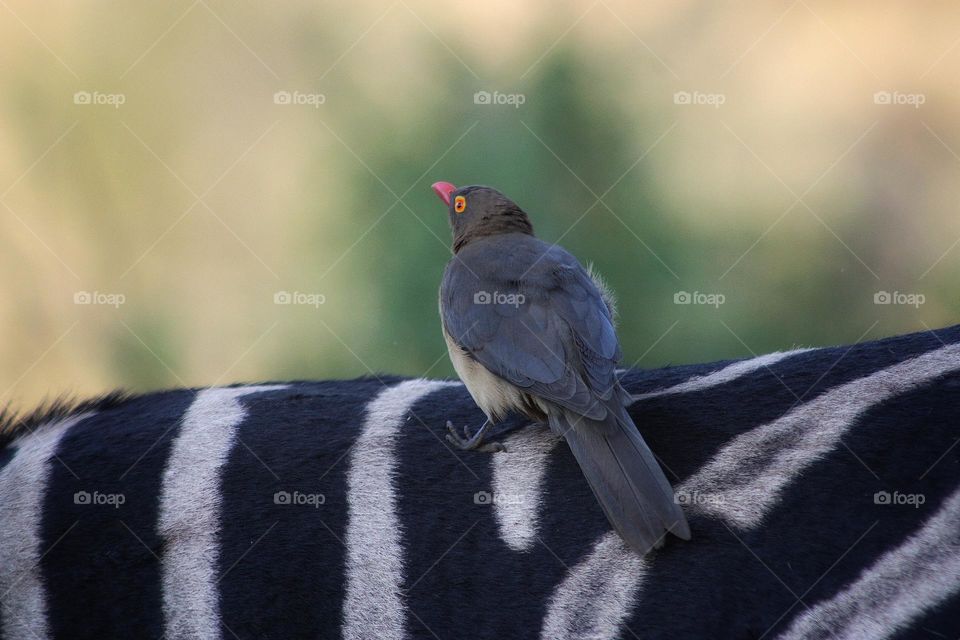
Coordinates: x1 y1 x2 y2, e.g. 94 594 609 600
431 182 534 252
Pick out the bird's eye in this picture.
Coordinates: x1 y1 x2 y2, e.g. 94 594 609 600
454 196 466 213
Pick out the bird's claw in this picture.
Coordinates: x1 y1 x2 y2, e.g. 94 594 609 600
445 420 506 453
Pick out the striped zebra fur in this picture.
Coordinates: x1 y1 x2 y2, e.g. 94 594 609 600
0 325 959 639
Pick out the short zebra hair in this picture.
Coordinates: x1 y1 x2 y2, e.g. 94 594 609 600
1 327 958 639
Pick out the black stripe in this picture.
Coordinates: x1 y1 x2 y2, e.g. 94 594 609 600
394 384 597 639
14 324 960 639
217 379 394 639
625 339 960 637
629 325 960 483
767 372 960 636
40 389 195 640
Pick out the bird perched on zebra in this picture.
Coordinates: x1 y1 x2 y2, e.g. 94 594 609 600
1 324 959 638
431 181 690 555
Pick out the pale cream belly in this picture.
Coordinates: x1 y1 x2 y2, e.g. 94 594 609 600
442 326 527 422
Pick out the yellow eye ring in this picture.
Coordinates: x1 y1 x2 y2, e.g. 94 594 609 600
454 195 466 213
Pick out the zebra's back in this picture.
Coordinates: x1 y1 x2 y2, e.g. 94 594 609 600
1 326 959 639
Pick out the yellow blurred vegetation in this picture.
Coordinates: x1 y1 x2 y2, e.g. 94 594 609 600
1 1 958 409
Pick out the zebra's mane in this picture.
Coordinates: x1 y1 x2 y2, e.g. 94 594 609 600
0 391 133 450
0 375 401 451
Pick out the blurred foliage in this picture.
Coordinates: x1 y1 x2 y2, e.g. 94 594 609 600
1 1 958 408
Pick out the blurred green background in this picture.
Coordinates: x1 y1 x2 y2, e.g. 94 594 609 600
2 1 958 408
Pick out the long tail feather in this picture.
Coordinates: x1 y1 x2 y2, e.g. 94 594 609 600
551 409 690 554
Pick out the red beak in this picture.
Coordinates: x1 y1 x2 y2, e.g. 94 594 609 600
431 181 456 207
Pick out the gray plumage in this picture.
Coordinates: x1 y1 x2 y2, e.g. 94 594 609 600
435 184 690 554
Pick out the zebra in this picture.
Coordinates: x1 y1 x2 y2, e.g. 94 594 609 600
0 324 958 639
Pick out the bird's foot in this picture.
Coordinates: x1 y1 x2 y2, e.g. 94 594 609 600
445 420 506 453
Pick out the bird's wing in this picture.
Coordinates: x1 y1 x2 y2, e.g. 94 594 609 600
441 238 621 419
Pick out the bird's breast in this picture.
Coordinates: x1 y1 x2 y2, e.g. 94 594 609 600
442 326 525 422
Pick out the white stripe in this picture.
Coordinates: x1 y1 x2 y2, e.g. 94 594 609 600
539 342 960 638
777 487 960 640
343 379 457 640
158 385 285 640
540 532 646 640
492 426 561 551
681 342 960 529
631 349 808 402
525 352 809 639
0 413 92 640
